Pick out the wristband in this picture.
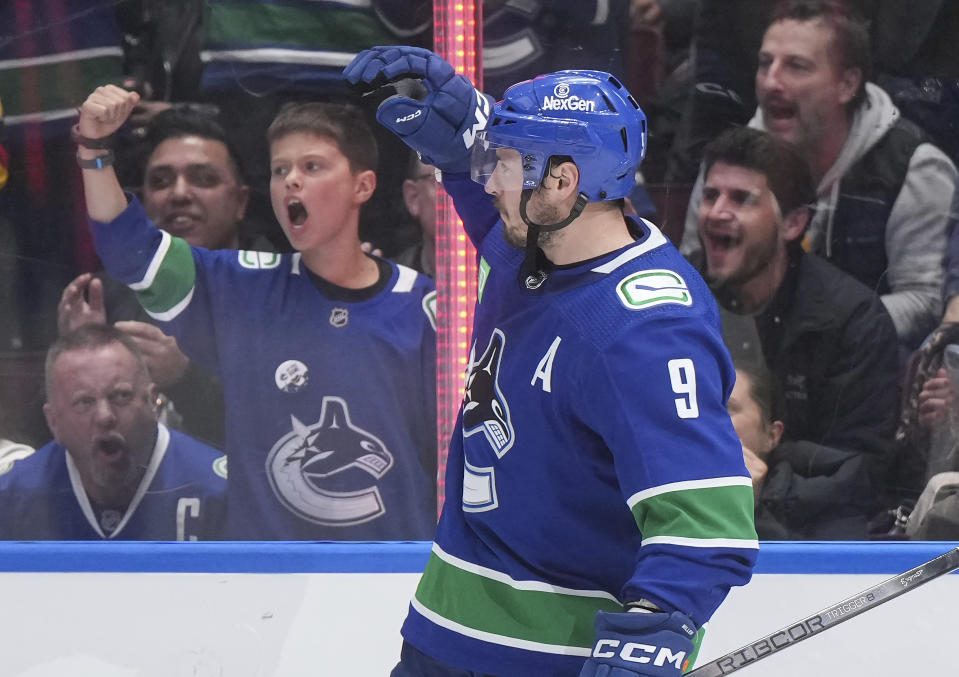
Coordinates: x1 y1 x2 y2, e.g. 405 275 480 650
626 599 664 613
71 124 114 149
76 150 115 170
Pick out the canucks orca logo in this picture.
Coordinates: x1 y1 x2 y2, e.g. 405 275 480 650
266 397 394 526
463 328 514 457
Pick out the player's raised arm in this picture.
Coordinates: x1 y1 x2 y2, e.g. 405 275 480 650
75 85 140 223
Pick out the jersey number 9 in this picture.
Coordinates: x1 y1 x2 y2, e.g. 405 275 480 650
667 358 699 419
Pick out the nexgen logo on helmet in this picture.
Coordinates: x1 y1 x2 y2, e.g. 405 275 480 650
542 82 597 112
542 95 596 112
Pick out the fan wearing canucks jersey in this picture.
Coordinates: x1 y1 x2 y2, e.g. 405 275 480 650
345 47 758 676
0 324 226 541
74 87 437 540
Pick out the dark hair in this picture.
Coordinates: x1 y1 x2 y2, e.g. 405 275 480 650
45 324 149 398
768 0 871 109
144 107 246 182
736 358 782 425
267 102 378 173
703 126 816 217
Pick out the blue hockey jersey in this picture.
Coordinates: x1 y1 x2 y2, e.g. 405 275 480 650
90 198 438 540
399 174 758 676
0 425 226 540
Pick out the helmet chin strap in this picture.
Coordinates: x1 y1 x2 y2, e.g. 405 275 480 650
518 189 589 289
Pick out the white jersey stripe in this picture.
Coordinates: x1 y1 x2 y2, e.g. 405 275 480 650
144 287 195 323
591 221 668 274
129 230 173 291
643 535 760 549
393 264 418 292
627 476 753 508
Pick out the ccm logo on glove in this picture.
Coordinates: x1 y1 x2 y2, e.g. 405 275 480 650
591 640 686 668
395 109 422 124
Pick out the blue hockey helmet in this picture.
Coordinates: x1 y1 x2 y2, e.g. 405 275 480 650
471 70 647 202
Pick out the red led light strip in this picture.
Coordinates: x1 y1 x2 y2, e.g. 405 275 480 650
433 1 483 516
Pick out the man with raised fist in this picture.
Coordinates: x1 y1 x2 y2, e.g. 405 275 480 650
345 46 758 677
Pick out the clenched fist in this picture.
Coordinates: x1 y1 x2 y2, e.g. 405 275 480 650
77 84 140 141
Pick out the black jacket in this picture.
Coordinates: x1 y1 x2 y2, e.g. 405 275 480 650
720 251 900 539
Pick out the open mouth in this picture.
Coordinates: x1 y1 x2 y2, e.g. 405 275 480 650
705 232 741 253
287 199 308 226
763 99 797 123
96 436 128 460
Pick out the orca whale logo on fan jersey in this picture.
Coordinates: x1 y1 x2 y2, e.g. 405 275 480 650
266 397 394 526
463 329 514 457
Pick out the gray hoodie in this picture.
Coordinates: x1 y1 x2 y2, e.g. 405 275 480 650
682 83 957 347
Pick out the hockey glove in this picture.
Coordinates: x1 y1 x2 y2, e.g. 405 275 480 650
579 610 697 677
343 46 491 173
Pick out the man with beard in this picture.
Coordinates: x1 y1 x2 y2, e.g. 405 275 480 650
681 0 956 353
344 47 757 677
698 126 899 539
0 323 226 540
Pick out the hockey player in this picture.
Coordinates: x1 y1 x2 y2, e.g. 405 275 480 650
344 47 758 676
0 323 225 540
73 87 438 540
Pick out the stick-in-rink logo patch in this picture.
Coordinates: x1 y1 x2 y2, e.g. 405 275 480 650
616 269 692 309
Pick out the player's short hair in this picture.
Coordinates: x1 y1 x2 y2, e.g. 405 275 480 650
267 102 378 174
144 107 246 183
702 126 815 218
45 323 150 399
768 0 871 109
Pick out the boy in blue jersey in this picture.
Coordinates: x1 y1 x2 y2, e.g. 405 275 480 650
0 324 225 540
345 48 758 676
73 86 437 541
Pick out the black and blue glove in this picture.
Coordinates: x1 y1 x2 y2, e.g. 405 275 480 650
579 610 697 677
343 46 491 173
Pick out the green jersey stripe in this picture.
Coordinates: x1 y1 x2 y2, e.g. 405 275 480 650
631 483 758 542
432 543 619 599
477 258 491 303
0 51 122 117
410 597 593 657
205 3 392 52
414 547 622 649
131 234 197 318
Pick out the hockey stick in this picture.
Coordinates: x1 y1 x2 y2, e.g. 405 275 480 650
686 546 959 676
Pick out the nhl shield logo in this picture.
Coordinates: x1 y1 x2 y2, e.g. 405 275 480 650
266 397 394 526
330 308 349 327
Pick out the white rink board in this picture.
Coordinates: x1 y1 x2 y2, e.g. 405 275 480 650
0 542 956 676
